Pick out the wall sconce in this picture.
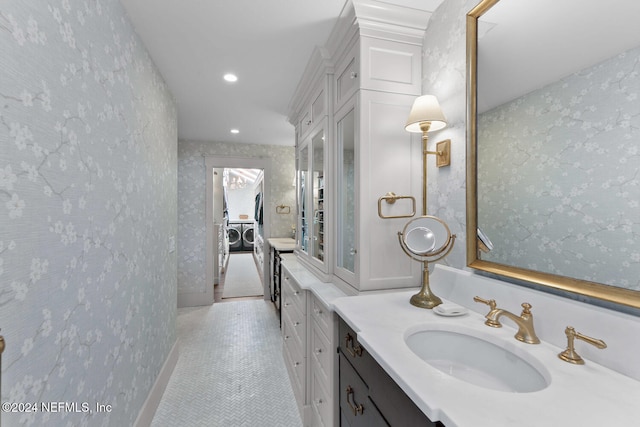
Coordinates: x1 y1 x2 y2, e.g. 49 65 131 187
405 94 449 216
398 94 456 309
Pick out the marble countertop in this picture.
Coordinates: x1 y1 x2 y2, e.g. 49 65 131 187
332 290 640 427
280 254 346 308
267 237 296 252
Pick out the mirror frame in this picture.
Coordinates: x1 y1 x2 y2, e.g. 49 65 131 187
465 0 640 309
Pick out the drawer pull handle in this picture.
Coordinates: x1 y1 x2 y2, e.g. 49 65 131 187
346 385 364 416
345 333 363 357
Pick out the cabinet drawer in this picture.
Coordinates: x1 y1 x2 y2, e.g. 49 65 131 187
311 88 325 123
310 319 331 387
311 369 332 427
338 318 378 387
282 271 306 315
283 338 306 411
282 306 306 351
368 361 441 427
339 353 388 427
336 52 358 107
311 297 332 336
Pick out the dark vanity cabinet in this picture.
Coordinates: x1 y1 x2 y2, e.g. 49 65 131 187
338 317 444 427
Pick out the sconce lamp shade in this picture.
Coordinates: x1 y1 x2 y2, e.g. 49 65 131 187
405 95 447 133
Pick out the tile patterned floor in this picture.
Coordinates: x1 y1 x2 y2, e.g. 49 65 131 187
151 300 303 427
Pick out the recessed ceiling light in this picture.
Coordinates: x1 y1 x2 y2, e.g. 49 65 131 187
230 129 239 134
223 73 238 82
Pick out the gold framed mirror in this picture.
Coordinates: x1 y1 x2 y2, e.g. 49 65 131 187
466 0 640 309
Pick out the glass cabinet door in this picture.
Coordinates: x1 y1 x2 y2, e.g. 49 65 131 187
298 144 309 254
311 129 325 262
337 108 355 274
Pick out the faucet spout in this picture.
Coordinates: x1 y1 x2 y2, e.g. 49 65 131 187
488 303 540 344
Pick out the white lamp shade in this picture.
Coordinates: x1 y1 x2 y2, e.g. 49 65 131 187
405 95 447 133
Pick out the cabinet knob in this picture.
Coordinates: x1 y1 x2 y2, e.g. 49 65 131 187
294 321 300 326
315 348 322 354
294 361 300 367
306 120 312 125
350 71 358 79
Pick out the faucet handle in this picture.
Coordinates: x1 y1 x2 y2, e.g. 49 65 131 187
474 296 502 328
520 302 533 315
473 296 496 310
558 326 607 365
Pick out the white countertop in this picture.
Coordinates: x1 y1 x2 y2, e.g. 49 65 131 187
280 254 346 308
332 290 640 427
267 237 296 252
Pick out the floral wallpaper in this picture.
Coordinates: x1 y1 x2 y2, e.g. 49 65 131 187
1 1 177 426
178 140 295 294
478 46 640 290
420 0 476 270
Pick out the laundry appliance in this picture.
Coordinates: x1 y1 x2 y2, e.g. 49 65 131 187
242 223 254 251
228 223 243 252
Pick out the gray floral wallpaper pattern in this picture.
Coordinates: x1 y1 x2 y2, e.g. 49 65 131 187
478 46 640 289
420 0 476 270
178 140 295 294
1 1 177 426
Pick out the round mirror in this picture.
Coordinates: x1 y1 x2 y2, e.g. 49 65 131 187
405 227 436 254
401 216 452 257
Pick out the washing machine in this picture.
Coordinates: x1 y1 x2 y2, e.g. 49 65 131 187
228 223 243 252
241 223 254 251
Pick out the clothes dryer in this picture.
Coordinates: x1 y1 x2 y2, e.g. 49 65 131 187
228 223 242 252
242 223 254 251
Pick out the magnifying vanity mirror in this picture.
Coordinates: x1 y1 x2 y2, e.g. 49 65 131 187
399 216 455 308
466 0 640 308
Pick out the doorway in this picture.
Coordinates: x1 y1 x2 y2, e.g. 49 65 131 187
205 156 271 305
216 167 264 301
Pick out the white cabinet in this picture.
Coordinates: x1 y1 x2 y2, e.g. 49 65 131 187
281 261 341 427
309 295 338 427
281 268 308 418
292 47 332 277
288 1 432 293
319 0 430 292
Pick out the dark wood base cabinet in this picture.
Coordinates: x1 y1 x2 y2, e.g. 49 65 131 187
338 317 445 427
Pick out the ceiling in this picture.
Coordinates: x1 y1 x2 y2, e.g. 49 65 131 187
120 0 346 146
119 0 444 147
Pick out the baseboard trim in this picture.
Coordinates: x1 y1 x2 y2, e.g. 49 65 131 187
134 339 180 427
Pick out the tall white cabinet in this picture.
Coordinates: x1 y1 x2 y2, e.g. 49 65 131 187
289 0 430 293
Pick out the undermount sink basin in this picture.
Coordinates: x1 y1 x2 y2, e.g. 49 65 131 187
405 326 550 393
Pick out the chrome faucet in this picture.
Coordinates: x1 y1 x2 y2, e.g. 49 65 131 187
473 296 540 344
